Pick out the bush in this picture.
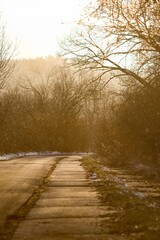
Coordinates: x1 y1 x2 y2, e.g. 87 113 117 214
94 83 160 167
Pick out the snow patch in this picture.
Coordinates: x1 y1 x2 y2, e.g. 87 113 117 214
0 151 89 161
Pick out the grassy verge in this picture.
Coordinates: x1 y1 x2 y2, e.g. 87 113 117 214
82 155 160 240
102 155 160 181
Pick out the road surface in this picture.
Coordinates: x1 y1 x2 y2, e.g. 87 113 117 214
0 155 119 240
0 156 58 238
1 155 159 240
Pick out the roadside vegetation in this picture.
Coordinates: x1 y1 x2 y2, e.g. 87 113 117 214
0 0 160 177
0 58 94 153
60 0 160 175
82 155 160 240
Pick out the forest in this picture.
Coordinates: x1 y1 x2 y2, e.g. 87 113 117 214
0 0 160 172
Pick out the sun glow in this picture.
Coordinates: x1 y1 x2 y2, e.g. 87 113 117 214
0 0 89 58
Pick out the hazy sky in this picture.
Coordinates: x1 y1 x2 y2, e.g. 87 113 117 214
0 0 89 59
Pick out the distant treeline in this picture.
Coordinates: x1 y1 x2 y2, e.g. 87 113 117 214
0 61 160 170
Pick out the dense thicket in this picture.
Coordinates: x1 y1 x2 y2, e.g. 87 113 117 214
60 0 160 167
94 84 160 167
1 1 160 170
0 59 100 153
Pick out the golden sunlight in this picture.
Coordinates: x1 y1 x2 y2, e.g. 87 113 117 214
0 0 89 58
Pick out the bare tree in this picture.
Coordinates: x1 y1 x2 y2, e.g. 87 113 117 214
60 0 160 88
0 17 15 89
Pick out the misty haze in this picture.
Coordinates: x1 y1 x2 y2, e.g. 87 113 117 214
0 0 160 240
